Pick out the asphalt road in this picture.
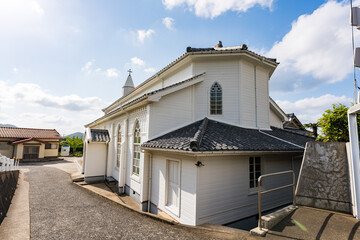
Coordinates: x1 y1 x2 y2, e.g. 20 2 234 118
23 160 219 240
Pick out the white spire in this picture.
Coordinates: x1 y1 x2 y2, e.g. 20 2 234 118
123 69 135 96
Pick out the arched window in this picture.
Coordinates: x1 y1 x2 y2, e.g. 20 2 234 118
210 82 222 115
132 120 141 175
116 125 121 168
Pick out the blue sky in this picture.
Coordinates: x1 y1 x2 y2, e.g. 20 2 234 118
0 0 357 135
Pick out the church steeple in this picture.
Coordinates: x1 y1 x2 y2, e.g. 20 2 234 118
123 69 135 96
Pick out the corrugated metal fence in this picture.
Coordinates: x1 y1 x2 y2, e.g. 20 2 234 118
0 154 20 224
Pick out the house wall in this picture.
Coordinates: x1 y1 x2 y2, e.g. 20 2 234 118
84 142 107 181
196 153 302 225
87 106 149 208
43 139 59 157
193 59 270 129
149 87 193 138
150 153 197 225
0 138 14 158
15 141 45 159
270 107 284 128
163 64 193 87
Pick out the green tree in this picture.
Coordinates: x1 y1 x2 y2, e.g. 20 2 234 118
316 103 352 142
60 136 83 155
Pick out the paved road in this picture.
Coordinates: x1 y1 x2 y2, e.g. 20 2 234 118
23 160 219 240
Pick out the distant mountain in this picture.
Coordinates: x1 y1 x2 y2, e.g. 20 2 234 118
0 124 17 127
65 132 84 138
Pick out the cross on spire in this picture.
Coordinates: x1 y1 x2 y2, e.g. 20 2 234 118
127 69 132 75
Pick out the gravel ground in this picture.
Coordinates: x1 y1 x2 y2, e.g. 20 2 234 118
23 160 219 240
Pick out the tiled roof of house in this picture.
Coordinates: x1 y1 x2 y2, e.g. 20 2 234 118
90 129 110 142
0 127 62 139
142 118 315 152
186 45 277 63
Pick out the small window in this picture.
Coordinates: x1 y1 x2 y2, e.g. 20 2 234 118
116 126 121 168
132 121 141 175
210 82 222 115
45 144 57 149
249 157 261 188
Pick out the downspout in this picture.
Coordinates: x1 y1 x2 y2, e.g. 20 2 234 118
147 152 152 212
254 66 258 128
105 140 109 180
122 117 129 194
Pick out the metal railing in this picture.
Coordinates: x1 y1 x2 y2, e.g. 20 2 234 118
258 170 296 230
0 154 19 172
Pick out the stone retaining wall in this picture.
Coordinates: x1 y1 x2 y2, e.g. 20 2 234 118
296 142 352 213
0 170 19 224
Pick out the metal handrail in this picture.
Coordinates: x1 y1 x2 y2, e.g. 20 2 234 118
258 170 296 230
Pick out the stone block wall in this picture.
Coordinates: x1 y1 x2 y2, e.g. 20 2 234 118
0 170 19 224
296 142 352 213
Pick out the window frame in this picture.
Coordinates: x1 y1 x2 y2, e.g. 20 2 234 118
116 125 121 169
210 82 222 115
132 120 141 176
249 156 261 190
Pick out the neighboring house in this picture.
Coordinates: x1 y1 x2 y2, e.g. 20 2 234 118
83 42 314 226
0 127 62 161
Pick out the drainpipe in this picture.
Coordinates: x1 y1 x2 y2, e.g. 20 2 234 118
122 117 129 194
105 138 110 180
147 153 152 212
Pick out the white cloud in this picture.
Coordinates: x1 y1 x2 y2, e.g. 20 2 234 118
267 1 359 92
276 94 352 124
106 68 119 78
0 81 103 112
81 60 94 74
82 60 119 78
137 29 155 43
20 113 71 125
162 17 175 30
131 57 145 67
144 68 156 73
12 67 18 73
31 1 44 15
162 0 273 18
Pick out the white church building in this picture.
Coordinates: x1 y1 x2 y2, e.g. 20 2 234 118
82 42 314 226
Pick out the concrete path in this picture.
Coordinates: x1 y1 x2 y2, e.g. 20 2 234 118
21 159 229 240
266 206 360 240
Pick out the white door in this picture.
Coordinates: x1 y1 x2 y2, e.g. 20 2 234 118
167 160 180 212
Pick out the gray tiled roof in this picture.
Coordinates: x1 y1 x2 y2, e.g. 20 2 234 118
186 45 277 63
142 118 315 152
90 129 110 142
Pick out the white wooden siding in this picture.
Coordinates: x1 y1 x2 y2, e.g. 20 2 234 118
197 154 299 225
84 143 107 178
269 107 284 128
163 64 193 87
151 153 197 225
240 61 256 128
149 87 193 139
256 66 270 129
193 59 240 125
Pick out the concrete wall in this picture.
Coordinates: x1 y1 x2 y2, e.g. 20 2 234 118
296 142 352 213
0 170 19 224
